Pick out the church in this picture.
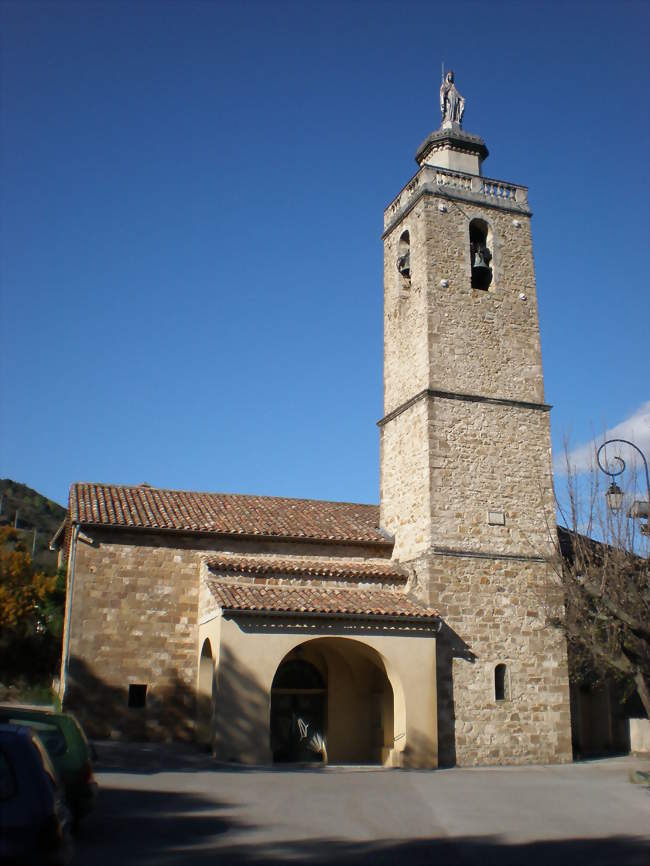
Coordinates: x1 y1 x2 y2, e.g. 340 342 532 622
54 74 573 767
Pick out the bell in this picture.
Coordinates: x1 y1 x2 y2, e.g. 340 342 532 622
471 244 492 289
473 248 487 268
397 251 410 279
471 262 492 290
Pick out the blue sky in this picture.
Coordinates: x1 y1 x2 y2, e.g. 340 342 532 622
1 0 648 509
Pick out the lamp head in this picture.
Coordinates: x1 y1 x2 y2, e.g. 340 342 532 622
605 481 624 513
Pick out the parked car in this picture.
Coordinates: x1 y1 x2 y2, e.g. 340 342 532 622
0 705 97 824
0 723 73 864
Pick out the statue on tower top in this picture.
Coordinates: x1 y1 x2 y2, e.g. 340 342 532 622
440 70 465 128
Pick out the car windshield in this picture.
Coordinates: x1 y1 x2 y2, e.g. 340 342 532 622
7 719 67 757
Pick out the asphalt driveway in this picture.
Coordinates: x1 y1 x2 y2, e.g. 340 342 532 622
73 744 650 866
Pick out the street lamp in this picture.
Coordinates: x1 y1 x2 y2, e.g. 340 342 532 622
596 439 650 534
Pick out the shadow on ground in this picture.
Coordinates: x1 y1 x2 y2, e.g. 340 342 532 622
74 783 650 866
73 786 241 864
91 739 351 774
215 836 648 866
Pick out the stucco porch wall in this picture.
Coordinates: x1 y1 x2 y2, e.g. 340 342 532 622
199 613 438 768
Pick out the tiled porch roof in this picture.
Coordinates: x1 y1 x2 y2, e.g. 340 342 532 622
69 483 390 546
207 580 439 622
206 554 407 583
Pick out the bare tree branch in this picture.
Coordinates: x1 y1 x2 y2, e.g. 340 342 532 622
550 439 650 718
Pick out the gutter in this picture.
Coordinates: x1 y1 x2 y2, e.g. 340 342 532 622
59 523 79 704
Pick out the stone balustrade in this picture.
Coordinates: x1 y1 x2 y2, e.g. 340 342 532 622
434 168 473 192
481 177 519 201
384 165 529 232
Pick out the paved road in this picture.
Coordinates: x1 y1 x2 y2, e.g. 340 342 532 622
73 744 650 865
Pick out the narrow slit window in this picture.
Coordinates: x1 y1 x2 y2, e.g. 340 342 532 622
494 664 508 701
128 683 147 708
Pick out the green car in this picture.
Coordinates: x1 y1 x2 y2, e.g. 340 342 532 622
0 704 97 823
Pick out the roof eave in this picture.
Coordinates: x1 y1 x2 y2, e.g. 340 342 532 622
221 606 441 628
206 564 407 583
49 518 67 551
71 520 394 550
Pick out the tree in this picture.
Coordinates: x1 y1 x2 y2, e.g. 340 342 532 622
553 451 650 719
0 526 64 681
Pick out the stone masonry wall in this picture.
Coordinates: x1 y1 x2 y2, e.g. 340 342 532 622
379 397 432 561
63 528 392 740
381 177 572 764
383 213 430 415
384 192 545 411
381 395 557 563
422 554 572 766
428 397 556 556
64 530 201 741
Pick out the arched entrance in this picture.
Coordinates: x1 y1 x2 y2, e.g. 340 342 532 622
270 659 326 763
270 638 397 765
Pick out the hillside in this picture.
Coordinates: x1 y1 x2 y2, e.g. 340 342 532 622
0 480 66 573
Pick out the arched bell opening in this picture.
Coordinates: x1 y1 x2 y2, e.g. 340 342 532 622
469 218 493 290
196 639 215 746
269 638 397 765
397 230 411 284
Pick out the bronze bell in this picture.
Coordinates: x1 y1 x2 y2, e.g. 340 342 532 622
397 250 410 279
471 244 492 290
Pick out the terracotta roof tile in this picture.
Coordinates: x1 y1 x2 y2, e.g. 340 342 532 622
207 580 439 621
206 554 407 583
69 483 390 546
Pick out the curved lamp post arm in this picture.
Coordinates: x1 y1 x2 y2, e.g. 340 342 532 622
596 439 650 513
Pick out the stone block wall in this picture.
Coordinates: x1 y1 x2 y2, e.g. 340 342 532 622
381 394 556 564
379 396 432 561
63 529 201 740
381 176 572 765
383 212 430 415
428 397 556 555
425 555 572 766
61 529 394 741
383 192 545 411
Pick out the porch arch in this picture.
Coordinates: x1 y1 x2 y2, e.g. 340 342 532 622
269 636 405 765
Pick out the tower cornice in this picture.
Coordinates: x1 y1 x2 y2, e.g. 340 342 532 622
415 127 489 168
377 388 552 429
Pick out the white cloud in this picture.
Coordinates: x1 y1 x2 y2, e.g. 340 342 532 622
554 400 650 476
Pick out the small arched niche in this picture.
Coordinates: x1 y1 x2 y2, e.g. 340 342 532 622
494 663 509 702
469 218 493 290
396 230 411 285
197 639 215 745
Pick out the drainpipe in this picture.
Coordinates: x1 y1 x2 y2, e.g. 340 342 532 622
59 523 80 706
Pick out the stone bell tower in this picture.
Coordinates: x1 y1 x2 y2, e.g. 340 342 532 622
379 72 572 766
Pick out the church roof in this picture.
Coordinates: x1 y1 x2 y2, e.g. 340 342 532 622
69 482 391 546
206 553 406 583
206 580 439 622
